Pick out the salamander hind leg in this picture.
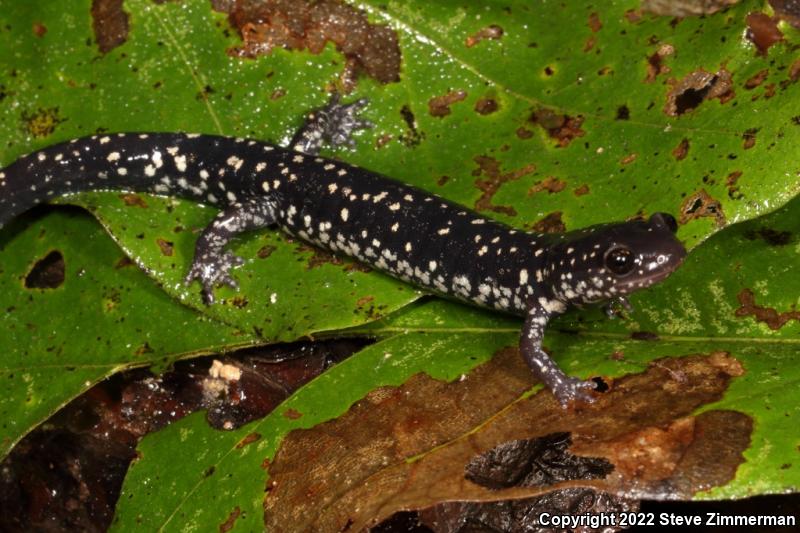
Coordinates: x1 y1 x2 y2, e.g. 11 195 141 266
520 306 597 407
290 94 373 155
185 197 278 304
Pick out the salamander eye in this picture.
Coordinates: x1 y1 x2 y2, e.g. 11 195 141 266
604 246 635 275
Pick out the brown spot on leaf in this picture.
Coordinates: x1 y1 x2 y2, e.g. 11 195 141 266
736 288 800 330
789 58 800 83
528 107 585 147
472 155 536 217
283 408 302 420
624 8 643 22
573 184 590 196
374 133 392 149
219 506 241 533
119 193 147 208
263 349 749 531
515 127 533 139
257 245 277 258
229 296 249 309
465 24 503 48
91 0 129 54
530 211 565 233
21 107 65 138
644 43 674 83
474 98 499 115
664 68 734 116
156 238 174 257
679 189 726 227
356 295 374 308
25 250 65 289
428 90 467 117
216 0 401 85
32 22 47 37
303 245 344 269
527 176 566 196
588 12 602 32
744 68 769 89
672 138 690 160
746 12 784 56
236 432 261 449
742 128 758 149
436 175 450 186
726 170 743 199
620 153 637 165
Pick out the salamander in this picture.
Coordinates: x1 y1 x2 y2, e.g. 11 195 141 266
0 96 687 407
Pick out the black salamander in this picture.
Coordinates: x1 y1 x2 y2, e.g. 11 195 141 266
0 97 687 407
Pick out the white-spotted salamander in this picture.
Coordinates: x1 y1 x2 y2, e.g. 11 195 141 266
0 96 687 407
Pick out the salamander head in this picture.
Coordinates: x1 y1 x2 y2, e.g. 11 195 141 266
543 213 686 306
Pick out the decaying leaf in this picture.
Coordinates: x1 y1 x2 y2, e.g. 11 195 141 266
264 350 749 531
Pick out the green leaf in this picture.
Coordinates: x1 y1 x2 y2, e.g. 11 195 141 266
1 0 799 526
0 209 258 457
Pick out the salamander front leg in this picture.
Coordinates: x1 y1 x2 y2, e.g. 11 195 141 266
520 305 597 407
185 197 278 304
289 94 373 156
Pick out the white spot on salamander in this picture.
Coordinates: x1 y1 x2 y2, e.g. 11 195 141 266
340 208 349 221
144 164 156 177
107 152 121 162
226 155 243 171
174 154 187 172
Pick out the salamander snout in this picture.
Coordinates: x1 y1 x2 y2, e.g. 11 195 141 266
544 213 688 305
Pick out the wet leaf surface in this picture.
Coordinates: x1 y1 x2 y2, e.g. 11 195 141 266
0 0 799 530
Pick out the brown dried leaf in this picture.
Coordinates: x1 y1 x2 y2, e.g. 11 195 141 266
263 350 749 531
